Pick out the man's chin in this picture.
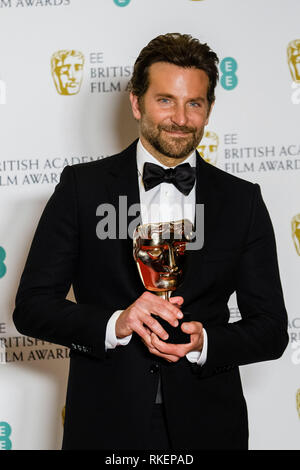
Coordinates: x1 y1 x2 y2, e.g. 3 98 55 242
157 143 195 159
157 135 197 159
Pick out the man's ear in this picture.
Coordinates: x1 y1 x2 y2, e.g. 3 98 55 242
205 100 215 126
129 92 142 120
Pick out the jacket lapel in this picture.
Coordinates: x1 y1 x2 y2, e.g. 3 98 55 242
105 139 140 214
103 140 143 297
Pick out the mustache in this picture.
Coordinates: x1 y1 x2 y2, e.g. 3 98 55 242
158 124 196 134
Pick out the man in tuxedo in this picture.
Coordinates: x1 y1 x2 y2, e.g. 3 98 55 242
13 33 288 450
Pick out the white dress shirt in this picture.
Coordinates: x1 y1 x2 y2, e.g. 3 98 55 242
105 139 207 366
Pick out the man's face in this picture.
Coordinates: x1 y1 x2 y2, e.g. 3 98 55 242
55 55 84 95
130 62 213 163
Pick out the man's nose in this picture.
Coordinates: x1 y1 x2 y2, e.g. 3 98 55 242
171 104 188 127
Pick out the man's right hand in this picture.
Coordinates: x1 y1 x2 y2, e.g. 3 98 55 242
115 292 184 348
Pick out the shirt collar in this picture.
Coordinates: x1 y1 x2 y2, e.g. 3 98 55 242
136 138 196 177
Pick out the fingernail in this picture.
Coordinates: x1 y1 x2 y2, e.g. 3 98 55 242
174 320 178 327
177 312 183 318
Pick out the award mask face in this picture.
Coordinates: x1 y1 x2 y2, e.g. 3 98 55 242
133 220 193 292
287 40 300 82
197 130 219 166
51 50 84 95
291 214 300 256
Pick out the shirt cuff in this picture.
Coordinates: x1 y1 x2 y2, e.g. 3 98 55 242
186 328 208 366
105 310 132 350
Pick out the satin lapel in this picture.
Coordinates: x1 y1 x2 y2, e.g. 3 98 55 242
105 140 141 223
104 140 143 297
173 152 224 302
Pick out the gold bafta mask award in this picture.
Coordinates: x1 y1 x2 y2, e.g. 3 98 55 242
287 40 300 83
133 219 194 343
291 214 300 256
51 50 84 95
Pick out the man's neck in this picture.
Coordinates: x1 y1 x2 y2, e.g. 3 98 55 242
140 135 193 168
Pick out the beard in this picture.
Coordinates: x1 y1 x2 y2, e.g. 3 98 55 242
140 116 204 160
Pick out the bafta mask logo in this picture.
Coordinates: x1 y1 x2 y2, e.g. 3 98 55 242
197 130 219 165
287 40 300 83
297 389 300 419
291 214 300 256
51 50 85 95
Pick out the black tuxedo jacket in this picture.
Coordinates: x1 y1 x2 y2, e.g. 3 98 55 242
13 140 288 450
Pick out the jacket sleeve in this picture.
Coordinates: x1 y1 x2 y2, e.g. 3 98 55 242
195 184 288 377
13 165 113 359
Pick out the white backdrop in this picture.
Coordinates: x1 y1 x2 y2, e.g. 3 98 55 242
0 0 299 450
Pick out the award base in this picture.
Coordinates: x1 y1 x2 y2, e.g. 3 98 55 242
153 291 191 344
152 312 191 344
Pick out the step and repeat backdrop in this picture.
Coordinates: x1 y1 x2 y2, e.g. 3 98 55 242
0 0 299 450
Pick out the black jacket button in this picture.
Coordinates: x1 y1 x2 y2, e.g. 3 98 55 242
150 364 159 374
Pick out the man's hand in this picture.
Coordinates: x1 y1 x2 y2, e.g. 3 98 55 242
115 291 184 349
145 321 204 363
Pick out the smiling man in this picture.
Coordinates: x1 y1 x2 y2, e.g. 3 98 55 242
131 63 211 163
13 33 288 450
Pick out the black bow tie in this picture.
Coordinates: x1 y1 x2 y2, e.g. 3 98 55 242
142 162 196 196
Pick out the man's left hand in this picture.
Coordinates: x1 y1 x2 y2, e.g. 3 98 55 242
145 321 204 363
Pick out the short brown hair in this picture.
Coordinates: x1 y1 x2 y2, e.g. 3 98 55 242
128 33 219 108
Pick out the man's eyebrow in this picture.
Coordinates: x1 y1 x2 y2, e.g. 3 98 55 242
155 93 206 102
188 96 206 103
155 93 175 99
190 96 206 103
